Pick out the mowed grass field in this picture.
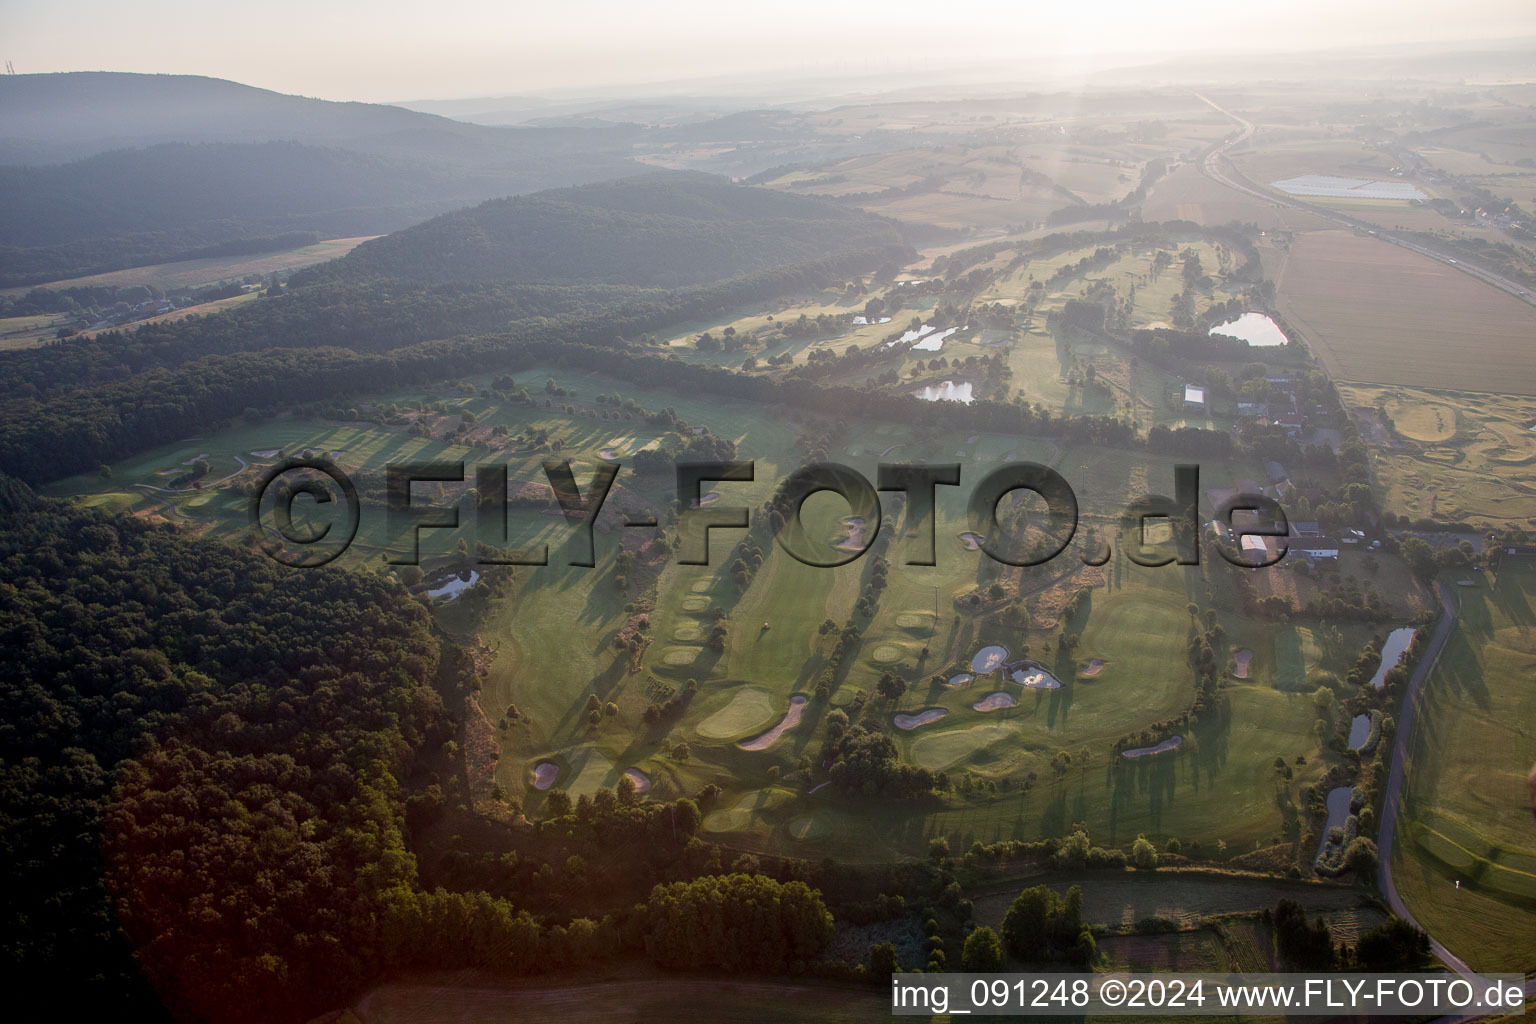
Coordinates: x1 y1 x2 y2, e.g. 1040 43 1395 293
1392 565 1536 974
1276 230 1536 395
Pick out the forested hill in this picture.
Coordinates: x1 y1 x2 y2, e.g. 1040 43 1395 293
0 73 644 286
322 172 909 288
0 72 638 165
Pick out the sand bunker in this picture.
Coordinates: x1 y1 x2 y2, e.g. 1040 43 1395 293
1122 736 1182 758
624 767 651 793
973 692 1017 712
182 452 209 465
598 447 620 460
250 449 281 458
970 645 1009 673
1010 666 1062 690
738 696 808 751
532 761 559 789
959 531 983 550
1233 649 1253 679
894 708 949 730
691 492 721 508
1082 659 1106 677
946 672 975 688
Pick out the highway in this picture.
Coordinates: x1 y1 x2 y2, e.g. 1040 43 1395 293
1192 93 1536 310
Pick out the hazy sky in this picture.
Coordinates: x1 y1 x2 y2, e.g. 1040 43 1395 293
5 0 1535 101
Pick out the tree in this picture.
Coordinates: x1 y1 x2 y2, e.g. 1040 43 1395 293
962 926 1004 972
869 941 899 977
1131 835 1159 870
928 837 950 866
1399 535 1437 581
643 874 833 973
876 673 908 703
544 790 573 819
1355 917 1429 970
1342 837 1378 885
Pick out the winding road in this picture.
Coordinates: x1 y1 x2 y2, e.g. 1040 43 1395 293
1193 93 1536 310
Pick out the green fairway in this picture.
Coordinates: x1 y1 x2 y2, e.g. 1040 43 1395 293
1393 565 1536 974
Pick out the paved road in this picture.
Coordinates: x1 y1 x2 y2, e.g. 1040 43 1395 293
1192 93 1536 310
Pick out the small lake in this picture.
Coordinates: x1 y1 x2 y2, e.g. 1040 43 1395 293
1010 665 1062 690
1347 714 1372 751
914 380 973 404
1122 735 1182 758
970 645 1009 673
1209 312 1288 347
1369 627 1416 689
912 326 962 352
1315 786 1353 862
427 570 481 601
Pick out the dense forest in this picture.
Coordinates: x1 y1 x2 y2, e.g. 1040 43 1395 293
0 478 885 1022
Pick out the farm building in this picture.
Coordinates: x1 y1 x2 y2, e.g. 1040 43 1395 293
1183 384 1208 410
1290 521 1321 537
1296 538 1340 560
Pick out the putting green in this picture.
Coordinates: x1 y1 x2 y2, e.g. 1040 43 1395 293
661 647 700 666
682 596 710 612
690 581 712 593
910 723 1018 770
672 624 702 642
871 643 907 664
894 612 932 631
697 687 776 739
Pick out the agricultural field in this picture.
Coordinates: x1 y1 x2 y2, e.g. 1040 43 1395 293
0 312 72 350
0 234 378 297
1391 565 1536 974
1276 230 1536 395
1339 383 1536 527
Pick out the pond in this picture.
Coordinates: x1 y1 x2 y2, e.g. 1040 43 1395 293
970 645 1009 673
913 381 973 404
1010 664 1062 690
1122 735 1182 758
912 325 962 352
1209 311 1288 347
1347 714 1372 750
427 570 481 601
1368 627 1416 688
1315 786 1353 862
